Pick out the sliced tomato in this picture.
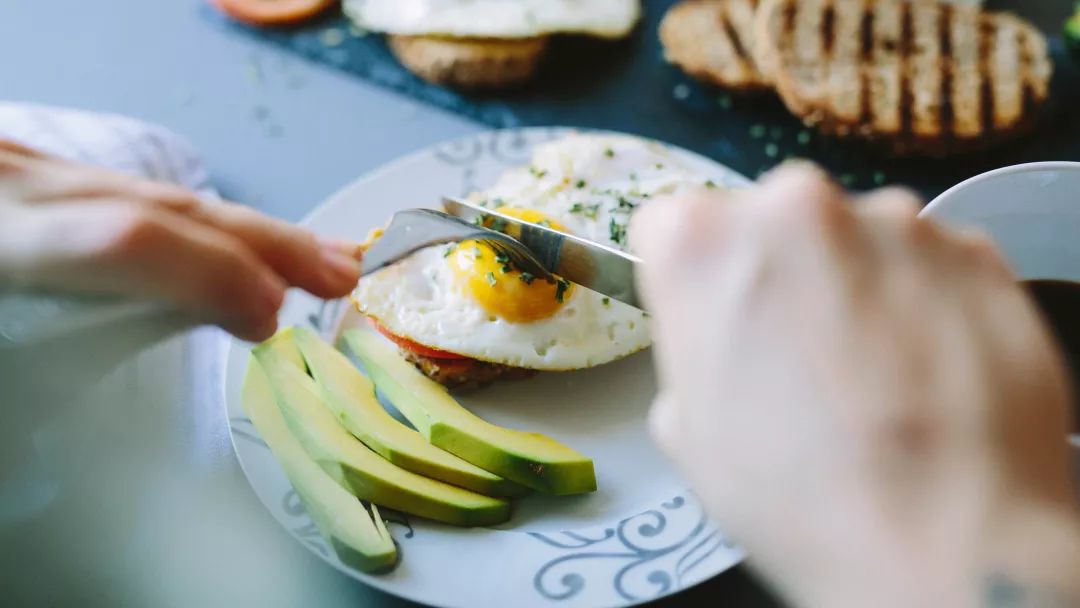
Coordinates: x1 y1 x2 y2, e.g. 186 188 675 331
372 320 466 360
211 0 336 27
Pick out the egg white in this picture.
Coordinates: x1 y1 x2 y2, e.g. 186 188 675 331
356 244 649 370
474 133 711 251
354 133 720 371
344 0 641 39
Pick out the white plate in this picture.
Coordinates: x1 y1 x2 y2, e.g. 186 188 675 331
223 128 750 608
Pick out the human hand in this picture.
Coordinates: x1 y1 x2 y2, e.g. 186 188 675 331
0 139 359 341
632 162 1080 608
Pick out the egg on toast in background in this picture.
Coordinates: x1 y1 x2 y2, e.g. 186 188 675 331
353 133 718 388
344 0 641 89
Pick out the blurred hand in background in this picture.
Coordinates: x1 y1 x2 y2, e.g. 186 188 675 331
633 162 1080 608
0 139 359 341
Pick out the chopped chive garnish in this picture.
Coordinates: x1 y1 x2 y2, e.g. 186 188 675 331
486 272 497 286
555 279 570 303
705 180 717 189
501 264 512 273
443 245 454 257
609 219 628 247
519 272 535 285
654 163 664 170
575 179 587 189
489 217 509 232
494 251 509 264
473 246 482 258
537 219 552 228
604 147 615 158
601 297 611 307
529 166 548 178
629 172 638 181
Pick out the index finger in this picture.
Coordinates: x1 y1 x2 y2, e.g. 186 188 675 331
62 178 362 299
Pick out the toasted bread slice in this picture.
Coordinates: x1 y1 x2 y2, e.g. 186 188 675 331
754 0 1052 155
403 350 537 391
660 0 770 92
388 35 549 90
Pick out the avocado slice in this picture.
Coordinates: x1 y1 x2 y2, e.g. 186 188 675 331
241 357 397 572
260 327 307 369
253 346 512 527
1068 4 1080 59
290 327 529 498
343 329 597 496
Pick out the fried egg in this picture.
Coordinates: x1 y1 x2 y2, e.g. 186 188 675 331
354 133 720 371
344 0 641 39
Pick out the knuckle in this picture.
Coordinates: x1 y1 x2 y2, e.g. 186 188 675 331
766 166 846 222
785 183 853 241
874 188 923 219
136 181 203 214
862 187 930 240
958 230 1014 278
102 209 166 258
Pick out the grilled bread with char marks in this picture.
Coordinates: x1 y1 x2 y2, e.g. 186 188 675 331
660 0 771 92
753 0 1052 156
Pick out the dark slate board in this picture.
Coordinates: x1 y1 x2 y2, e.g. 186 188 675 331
204 0 1080 199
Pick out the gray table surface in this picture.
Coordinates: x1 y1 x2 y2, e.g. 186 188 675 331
0 1 780 606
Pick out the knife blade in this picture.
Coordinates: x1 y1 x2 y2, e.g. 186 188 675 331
442 197 645 309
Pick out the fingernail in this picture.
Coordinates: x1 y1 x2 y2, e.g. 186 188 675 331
321 243 361 282
319 237 362 260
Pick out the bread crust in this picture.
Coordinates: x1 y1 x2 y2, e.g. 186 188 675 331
661 0 771 92
753 0 1052 156
388 35 549 89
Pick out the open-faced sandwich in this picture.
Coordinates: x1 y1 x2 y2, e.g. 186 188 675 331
343 0 642 89
353 133 719 389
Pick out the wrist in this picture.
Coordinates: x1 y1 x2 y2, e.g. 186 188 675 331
983 498 1080 606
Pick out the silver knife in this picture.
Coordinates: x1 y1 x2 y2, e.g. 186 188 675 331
442 197 644 309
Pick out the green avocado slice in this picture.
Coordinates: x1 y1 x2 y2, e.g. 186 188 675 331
253 345 512 527
343 329 597 496
241 358 397 572
290 327 529 498
259 327 307 369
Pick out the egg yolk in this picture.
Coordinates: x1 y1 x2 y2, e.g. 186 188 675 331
448 208 574 323
490 206 570 236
